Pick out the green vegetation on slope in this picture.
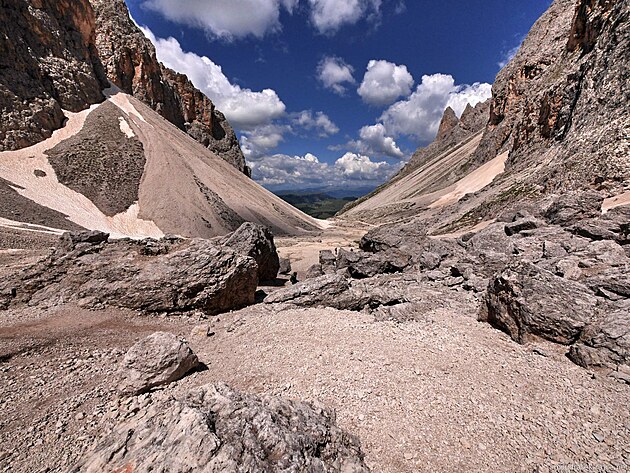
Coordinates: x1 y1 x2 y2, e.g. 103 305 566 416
278 193 356 219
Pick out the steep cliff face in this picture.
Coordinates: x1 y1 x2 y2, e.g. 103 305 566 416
472 0 629 193
0 0 108 151
89 0 248 175
342 0 628 231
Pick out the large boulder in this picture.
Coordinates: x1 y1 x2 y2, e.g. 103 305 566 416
264 273 407 312
543 192 604 227
119 332 199 395
568 304 630 370
480 261 598 345
0 231 258 315
75 383 369 473
221 222 280 282
335 248 409 279
264 274 353 309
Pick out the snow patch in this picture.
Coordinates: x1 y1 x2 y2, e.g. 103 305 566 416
118 117 135 138
0 101 164 239
602 191 630 213
429 151 509 209
0 217 65 235
107 89 148 123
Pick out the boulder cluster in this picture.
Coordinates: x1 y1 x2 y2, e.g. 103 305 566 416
269 192 629 377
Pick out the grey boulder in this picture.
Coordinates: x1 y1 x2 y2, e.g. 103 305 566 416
568 303 630 370
0 231 258 315
119 332 199 395
481 261 598 345
264 273 406 311
221 222 280 282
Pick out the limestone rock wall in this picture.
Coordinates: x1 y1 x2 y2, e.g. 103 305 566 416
0 0 108 150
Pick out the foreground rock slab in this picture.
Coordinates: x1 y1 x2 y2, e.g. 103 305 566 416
119 332 199 395
75 382 369 473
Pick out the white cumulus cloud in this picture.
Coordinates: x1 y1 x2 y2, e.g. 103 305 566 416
240 124 290 159
293 110 340 137
139 0 297 40
334 152 393 180
249 153 331 187
317 56 356 95
140 26 286 130
308 0 383 34
249 151 400 190
358 59 414 106
380 73 492 142
344 123 404 158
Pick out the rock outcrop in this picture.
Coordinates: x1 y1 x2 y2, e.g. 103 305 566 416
0 0 108 150
400 100 490 178
220 222 280 281
470 0 629 196
436 107 459 141
0 231 259 315
347 190 630 372
89 0 248 174
76 382 369 473
119 332 199 395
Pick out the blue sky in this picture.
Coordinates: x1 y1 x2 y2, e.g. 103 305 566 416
126 0 552 193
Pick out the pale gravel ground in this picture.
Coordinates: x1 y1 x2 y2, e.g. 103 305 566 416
190 304 630 473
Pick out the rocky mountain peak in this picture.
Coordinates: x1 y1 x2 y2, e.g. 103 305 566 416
459 101 490 131
0 0 248 174
436 106 459 140
0 0 108 150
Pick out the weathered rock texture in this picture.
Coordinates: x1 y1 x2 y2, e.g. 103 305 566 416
119 332 199 395
89 0 248 174
0 231 258 315
468 0 629 203
76 382 369 473
481 261 598 345
343 190 630 372
0 0 108 150
220 222 280 281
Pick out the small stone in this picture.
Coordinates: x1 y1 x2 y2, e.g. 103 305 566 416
532 348 549 357
593 431 605 442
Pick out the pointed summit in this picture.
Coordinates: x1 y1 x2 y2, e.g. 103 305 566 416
436 106 459 141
